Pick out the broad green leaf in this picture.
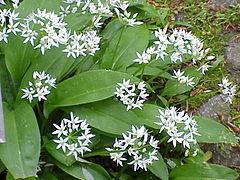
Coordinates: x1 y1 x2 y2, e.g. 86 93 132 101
44 70 138 117
161 68 203 96
65 13 93 31
194 116 238 144
43 137 76 167
132 104 160 129
101 25 149 71
56 161 111 180
17 0 61 17
66 98 142 135
170 163 239 180
102 19 124 40
0 102 40 179
148 152 169 180
4 36 38 83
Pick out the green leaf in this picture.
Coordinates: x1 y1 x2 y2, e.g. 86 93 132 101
101 19 124 40
4 36 38 83
101 25 149 71
170 163 239 180
0 102 40 179
148 152 169 180
65 13 93 31
161 68 203 97
17 0 61 17
44 70 138 117
56 161 111 180
194 116 238 144
66 98 142 135
132 104 160 129
43 137 76 167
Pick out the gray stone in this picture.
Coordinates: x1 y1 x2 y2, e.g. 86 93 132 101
202 144 240 168
208 0 240 10
175 12 187 22
225 36 240 72
197 94 230 122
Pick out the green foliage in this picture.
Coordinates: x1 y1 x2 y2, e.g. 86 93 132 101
195 116 238 144
0 0 239 179
170 163 239 180
101 24 149 71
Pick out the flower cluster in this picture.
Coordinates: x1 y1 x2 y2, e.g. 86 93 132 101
153 28 211 63
20 9 68 53
115 79 149 111
0 9 20 43
172 69 195 87
20 9 101 58
106 126 159 171
134 29 213 66
21 71 56 103
52 112 95 160
218 77 237 104
155 107 200 149
61 0 142 27
63 30 101 58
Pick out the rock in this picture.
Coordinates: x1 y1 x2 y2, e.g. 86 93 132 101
175 12 187 22
197 94 230 122
202 144 240 169
225 35 240 73
208 0 240 11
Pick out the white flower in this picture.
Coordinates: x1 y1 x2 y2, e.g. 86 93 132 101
218 77 237 104
0 28 8 43
172 69 195 87
206 55 215 60
21 88 35 103
53 137 69 152
115 79 149 111
155 107 200 149
218 77 232 89
52 112 95 160
197 63 212 75
167 130 184 147
109 152 126 166
52 121 68 138
133 51 151 64
107 126 158 171
21 71 56 103
0 0 5 5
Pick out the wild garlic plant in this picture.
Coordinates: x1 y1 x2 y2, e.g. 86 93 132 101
0 0 238 179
